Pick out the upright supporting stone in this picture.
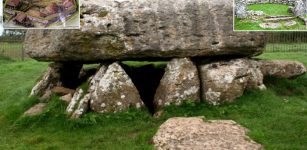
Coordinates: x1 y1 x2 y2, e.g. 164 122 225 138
66 64 109 118
30 62 82 101
154 58 200 110
199 59 265 105
90 62 144 114
30 63 62 100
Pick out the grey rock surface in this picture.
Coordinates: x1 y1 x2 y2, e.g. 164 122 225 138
30 63 63 98
30 63 83 100
152 117 263 150
199 59 265 105
24 103 47 116
66 64 109 118
90 62 144 113
24 0 265 62
259 60 306 78
293 0 306 16
154 58 200 109
236 0 248 19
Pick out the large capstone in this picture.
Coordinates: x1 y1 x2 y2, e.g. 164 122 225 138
154 58 200 110
24 0 265 62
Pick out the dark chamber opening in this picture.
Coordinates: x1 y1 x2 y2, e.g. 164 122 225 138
59 63 98 89
121 62 166 114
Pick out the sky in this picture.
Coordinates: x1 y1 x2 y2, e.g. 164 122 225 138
0 0 3 36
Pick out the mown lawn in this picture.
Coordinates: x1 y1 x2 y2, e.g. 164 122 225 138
248 4 291 16
234 4 307 31
0 53 306 150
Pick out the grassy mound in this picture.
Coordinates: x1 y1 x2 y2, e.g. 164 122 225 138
0 53 306 149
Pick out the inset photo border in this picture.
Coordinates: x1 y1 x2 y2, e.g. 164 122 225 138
2 0 80 29
0 0 3 34
234 0 307 31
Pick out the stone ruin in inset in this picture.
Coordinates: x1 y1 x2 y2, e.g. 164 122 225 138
235 0 307 29
24 0 306 118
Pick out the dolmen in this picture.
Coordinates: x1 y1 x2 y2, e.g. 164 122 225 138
24 0 306 118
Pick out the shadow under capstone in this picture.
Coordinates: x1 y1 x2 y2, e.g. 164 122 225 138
120 62 166 114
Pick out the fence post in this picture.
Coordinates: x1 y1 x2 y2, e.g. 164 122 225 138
21 47 24 61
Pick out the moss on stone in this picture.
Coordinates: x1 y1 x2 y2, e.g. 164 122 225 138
79 82 89 92
98 11 108 18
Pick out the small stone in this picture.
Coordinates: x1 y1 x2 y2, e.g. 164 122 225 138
284 20 297 27
60 93 73 103
153 110 164 118
51 86 75 96
24 103 47 116
39 90 52 102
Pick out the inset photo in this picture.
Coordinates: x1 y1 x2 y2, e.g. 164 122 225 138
3 0 79 29
0 0 3 34
234 0 307 31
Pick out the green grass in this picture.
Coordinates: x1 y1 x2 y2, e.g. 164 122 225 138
235 4 307 31
248 4 292 16
0 53 306 149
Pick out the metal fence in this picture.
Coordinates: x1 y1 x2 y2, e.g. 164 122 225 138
0 40 26 61
265 32 307 53
0 32 307 61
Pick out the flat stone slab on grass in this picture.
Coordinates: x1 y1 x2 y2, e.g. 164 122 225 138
259 22 281 29
24 103 47 116
284 20 297 27
264 16 295 22
153 117 263 150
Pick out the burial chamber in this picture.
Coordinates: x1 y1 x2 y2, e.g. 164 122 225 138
25 0 306 118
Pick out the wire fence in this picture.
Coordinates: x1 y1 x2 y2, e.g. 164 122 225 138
0 32 307 61
0 30 26 61
265 32 307 53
